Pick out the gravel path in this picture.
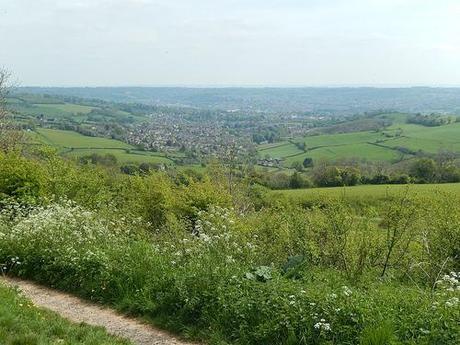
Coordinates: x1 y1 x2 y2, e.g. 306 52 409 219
2 277 197 345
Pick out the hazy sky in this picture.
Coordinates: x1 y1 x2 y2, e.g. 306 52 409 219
1 0 460 86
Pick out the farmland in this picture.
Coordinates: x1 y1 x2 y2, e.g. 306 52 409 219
29 128 175 165
257 114 460 166
271 182 460 207
35 102 96 114
9 92 460 171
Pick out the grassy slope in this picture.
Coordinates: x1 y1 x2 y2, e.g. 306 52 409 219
0 283 130 345
36 128 132 149
257 116 460 164
258 142 304 158
66 149 174 164
382 123 460 152
32 129 174 165
272 183 460 207
11 104 75 118
285 142 402 164
36 103 96 114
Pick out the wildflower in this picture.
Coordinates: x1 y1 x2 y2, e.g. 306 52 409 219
314 320 331 331
342 286 352 297
445 297 459 307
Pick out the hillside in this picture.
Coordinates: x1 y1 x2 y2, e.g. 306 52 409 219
29 128 175 165
258 113 460 167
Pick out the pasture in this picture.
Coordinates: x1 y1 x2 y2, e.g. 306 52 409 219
31 128 174 165
271 182 460 207
257 117 460 166
37 103 95 114
35 128 132 149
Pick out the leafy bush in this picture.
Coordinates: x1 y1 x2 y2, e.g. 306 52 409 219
0 152 46 204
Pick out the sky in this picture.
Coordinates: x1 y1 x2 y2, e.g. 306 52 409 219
1 0 460 87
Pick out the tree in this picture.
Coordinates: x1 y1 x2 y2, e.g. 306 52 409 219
340 167 361 186
302 157 314 168
0 68 22 152
289 172 312 189
0 68 11 142
290 161 304 172
313 165 343 187
410 158 437 183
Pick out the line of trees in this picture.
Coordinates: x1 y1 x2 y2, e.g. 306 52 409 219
257 155 460 190
408 113 458 127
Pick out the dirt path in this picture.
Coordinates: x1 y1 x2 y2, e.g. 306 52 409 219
2 277 197 345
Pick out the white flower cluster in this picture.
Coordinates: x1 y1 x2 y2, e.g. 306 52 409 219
445 297 459 308
193 206 234 237
0 201 133 273
314 319 331 332
342 285 352 297
432 272 460 309
1 256 22 274
436 272 460 292
191 206 256 255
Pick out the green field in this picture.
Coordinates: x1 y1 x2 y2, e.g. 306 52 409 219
271 183 460 206
36 103 95 114
8 96 145 125
257 115 460 166
66 148 174 164
31 128 174 165
11 103 79 119
36 128 132 149
258 142 304 157
284 142 403 164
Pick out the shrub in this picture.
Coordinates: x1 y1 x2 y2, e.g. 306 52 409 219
0 152 46 204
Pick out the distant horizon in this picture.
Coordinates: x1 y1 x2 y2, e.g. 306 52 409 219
17 84 460 89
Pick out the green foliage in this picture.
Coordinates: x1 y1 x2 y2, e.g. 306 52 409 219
360 323 394 345
0 153 46 203
410 158 437 183
0 151 459 344
289 172 312 189
408 113 457 127
313 166 344 187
